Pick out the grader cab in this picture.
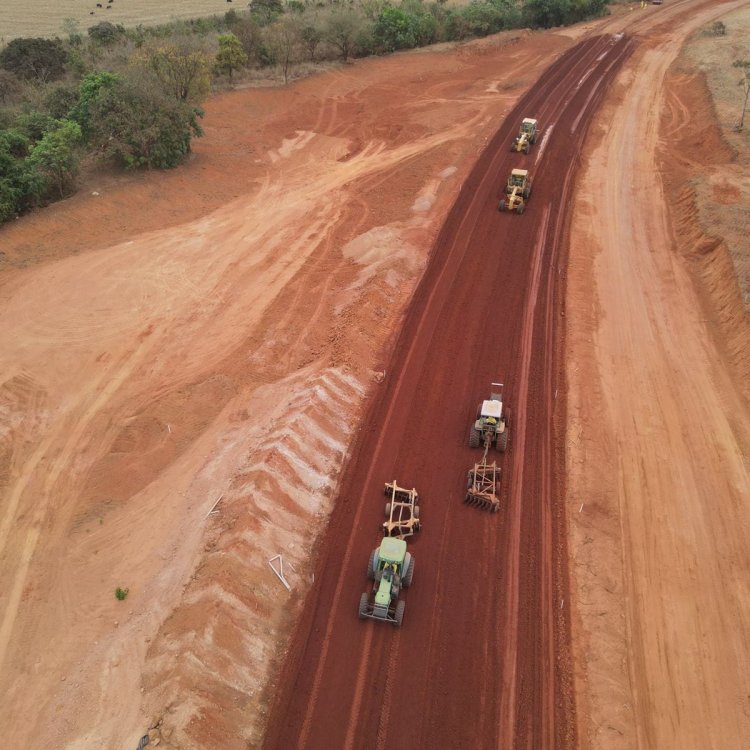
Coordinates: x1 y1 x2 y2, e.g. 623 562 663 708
511 118 538 154
498 169 532 214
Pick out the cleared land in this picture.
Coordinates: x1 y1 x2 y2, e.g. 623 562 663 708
0 1 748 749
0 0 233 41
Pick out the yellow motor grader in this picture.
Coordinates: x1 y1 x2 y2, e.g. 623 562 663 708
498 169 532 214
510 118 538 154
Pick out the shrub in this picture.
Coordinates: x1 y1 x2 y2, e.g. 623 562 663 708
115 587 129 600
87 21 122 45
43 84 80 119
27 119 82 199
88 78 204 168
215 33 248 80
0 70 22 103
0 37 68 82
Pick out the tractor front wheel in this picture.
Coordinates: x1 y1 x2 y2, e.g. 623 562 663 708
498 199 507 212
517 203 525 215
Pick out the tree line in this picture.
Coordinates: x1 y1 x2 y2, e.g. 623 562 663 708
0 0 610 225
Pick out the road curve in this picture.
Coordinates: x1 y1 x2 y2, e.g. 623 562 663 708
264 34 634 750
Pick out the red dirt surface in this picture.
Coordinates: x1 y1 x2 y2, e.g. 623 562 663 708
264 34 634 750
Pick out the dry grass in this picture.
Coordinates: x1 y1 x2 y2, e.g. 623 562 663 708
684 6 750 308
0 0 234 42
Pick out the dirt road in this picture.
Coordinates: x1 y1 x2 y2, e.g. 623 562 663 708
567 1 750 748
264 34 634 750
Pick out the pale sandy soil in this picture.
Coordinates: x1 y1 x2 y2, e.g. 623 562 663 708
0 29 570 750
566 1 750 749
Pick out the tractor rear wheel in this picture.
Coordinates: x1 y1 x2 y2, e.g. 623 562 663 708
395 600 405 627
403 556 415 587
469 427 481 448
359 593 368 619
368 549 378 580
497 429 508 453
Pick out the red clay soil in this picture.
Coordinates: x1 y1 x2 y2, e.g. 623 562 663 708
264 35 634 750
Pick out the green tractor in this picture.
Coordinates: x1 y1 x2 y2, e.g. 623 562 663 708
358 536 413 626
498 169 532 214
469 382 509 453
511 118 539 154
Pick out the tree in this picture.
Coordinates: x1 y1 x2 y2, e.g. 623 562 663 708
267 17 302 84
139 39 212 102
324 8 363 62
215 34 248 80
0 70 22 104
374 6 419 52
301 20 323 62
87 21 121 45
522 0 572 29
733 60 750 131
0 37 67 82
250 0 284 26
69 71 120 137
88 79 203 169
27 119 82 199
0 128 32 221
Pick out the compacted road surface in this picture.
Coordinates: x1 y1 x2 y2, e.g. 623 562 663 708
265 35 634 750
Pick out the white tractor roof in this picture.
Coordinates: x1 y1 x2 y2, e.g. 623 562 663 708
511 168 528 178
481 400 503 419
522 118 537 126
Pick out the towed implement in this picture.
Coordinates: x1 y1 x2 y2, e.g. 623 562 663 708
383 480 421 539
359 536 413 626
510 118 538 154
498 169 532 214
466 383 509 512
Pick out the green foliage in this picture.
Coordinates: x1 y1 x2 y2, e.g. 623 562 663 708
0 37 68 82
374 6 419 52
15 112 58 141
87 78 204 168
69 71 120 136
251 0 285 26
87 21 123 45
115 587 129 600
27 119 82 199
0 128 32 221
43 84 80 119
215 34 248 80
301 21 323 61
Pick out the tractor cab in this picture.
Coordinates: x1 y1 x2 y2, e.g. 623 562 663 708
508 169 528 189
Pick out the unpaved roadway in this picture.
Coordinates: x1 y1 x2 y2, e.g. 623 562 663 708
264 33 634 750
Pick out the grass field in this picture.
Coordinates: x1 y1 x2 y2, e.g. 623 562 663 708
0 0 237 42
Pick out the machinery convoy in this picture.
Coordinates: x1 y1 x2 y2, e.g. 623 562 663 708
500 117 538 214
357 116 539 624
